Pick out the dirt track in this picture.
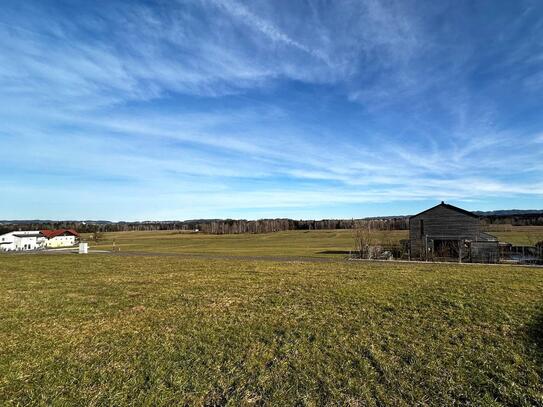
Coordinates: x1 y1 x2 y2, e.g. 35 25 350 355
103 250 342 263
4 249 541 268
2 249 343 263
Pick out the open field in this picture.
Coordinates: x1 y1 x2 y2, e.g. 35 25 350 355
1 254 543 405
488 226 543 246
83 226 543 258
83 229 401 258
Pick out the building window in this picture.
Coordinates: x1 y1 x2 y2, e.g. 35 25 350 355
420 220 424 238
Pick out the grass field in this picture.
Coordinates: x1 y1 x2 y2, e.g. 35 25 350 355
84 226 543 258
489 226 543 246
85 229 380 258
1 253 543 405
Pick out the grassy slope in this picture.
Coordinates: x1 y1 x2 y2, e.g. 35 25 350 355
1 255 542 405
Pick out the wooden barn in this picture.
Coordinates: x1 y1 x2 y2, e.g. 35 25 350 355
409 202 499 263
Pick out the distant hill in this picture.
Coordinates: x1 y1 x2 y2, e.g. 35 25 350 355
473 209 543 216
3 210 543 225
0 220 113 225
1 209 542 234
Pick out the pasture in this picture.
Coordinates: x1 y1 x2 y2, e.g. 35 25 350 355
84 226 543 258
85 229 383 258
1 246 543 405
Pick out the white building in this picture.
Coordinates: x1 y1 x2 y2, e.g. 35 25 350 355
41 229 80 248
0 229 80 252
0 231 46 251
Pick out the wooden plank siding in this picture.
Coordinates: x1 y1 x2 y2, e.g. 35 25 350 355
409 203 481 259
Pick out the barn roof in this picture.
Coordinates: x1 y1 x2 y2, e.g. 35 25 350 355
40 229 80 238
409 201 479 220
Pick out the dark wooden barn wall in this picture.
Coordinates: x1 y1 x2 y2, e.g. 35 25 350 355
409 206 481 258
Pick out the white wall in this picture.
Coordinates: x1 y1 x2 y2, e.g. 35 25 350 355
0 231 80 251
0 232 15 251
45 235 77 248
0 231 45 251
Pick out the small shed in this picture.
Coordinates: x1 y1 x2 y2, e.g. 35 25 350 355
471 241 499 263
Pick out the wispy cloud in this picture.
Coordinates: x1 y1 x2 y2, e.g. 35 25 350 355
0 0 542 219
210 0 332 65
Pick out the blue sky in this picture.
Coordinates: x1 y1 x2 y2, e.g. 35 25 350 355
1 0 542 220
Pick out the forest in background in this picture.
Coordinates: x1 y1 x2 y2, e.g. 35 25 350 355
1 211 543 235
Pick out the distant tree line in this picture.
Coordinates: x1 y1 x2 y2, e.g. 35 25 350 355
0 217 409 234
1 212 542 235
480 213 543 227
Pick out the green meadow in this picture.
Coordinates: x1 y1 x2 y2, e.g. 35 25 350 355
84 226 543 258
85 229 367 257
1 242 543 405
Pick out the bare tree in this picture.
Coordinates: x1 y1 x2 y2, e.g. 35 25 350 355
353 221 381 259
523 230 543 261
92 230 105 244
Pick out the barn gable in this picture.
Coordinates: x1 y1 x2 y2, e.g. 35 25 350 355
410 201 479 220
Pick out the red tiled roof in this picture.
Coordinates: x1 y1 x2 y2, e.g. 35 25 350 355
40 229 80 239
